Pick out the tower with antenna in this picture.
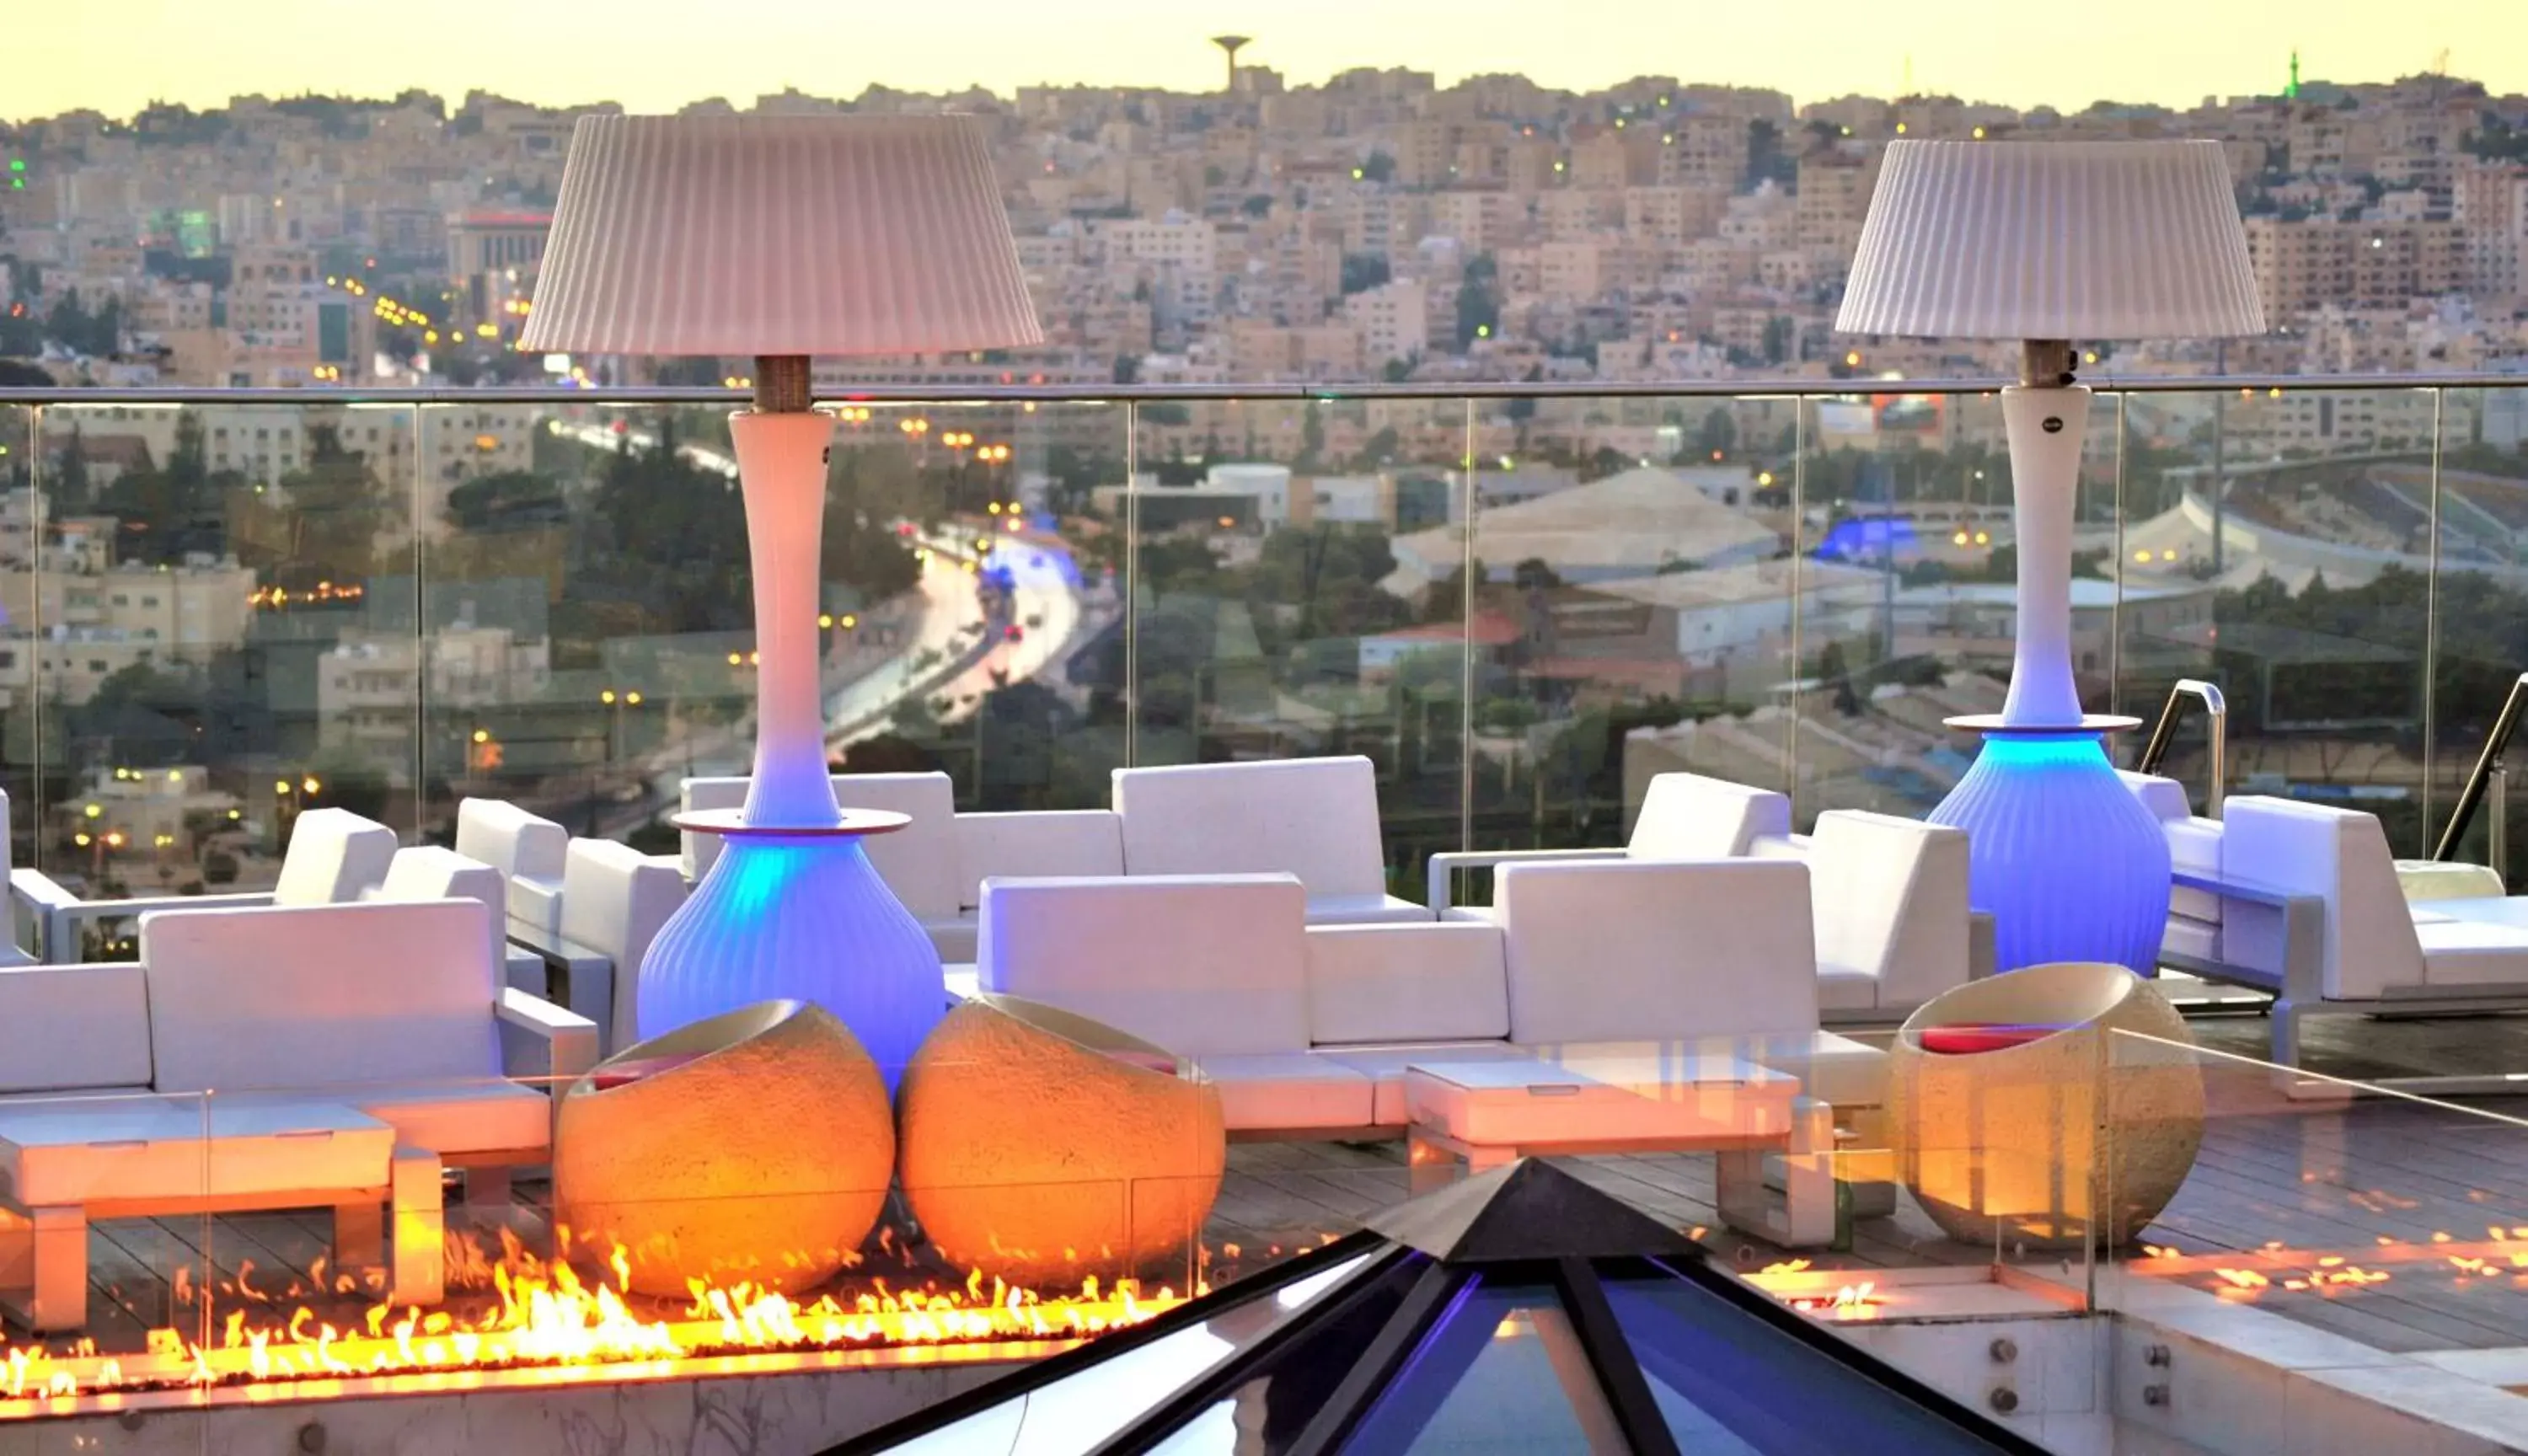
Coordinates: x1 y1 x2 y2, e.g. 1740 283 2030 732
1212 35 1251 94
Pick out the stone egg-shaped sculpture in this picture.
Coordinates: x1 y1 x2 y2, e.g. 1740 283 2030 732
1890 961 2204 1250
555 999 893 1297
897 994 1226 1287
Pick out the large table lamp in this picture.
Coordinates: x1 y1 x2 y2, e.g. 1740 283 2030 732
522 115 1042 1081
1836 140 2265 974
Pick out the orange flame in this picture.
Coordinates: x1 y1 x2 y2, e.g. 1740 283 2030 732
0 1224 1186 1410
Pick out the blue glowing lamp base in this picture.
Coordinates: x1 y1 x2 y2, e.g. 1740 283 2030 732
1926 725 2172 977
636 815 945 1093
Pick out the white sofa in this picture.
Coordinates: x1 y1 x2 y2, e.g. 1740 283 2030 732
1110 757 1427 924
0 898 594 1329
1427 771 1802 915
1433 776 1977 1021
972 860 1885 1141
690 764 1435 956
2145 792 2528 1068
10 806 398 964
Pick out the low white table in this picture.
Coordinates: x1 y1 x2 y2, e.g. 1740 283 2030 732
0 1096 442 1331
1402 1051 1839 1247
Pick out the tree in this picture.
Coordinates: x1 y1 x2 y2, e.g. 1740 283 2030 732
262 425 389 588
44 292 89 353
1341 252 1391 295
99 410 235 565
1111 354 1141 385
1695 410 1738 459
1512 558 1563 592
444 469 566 533
1359 152 1395 184
1295 399 1326 472
1454 254 1500 351
1761 314 1794 367
50 424 92 512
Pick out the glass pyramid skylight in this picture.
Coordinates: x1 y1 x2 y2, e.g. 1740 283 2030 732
833 1159 2054 1456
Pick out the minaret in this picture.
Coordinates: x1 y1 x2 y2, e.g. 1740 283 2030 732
1212 35 1251 94
2286 50 2300 99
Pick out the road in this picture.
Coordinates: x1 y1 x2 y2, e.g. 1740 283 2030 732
840 525 1087 744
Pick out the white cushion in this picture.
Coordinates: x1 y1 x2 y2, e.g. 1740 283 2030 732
455 799 570 933
0 1095 391 1205
682 774 961 922
2410 896 2528 927
1806 811 1969 1011
271 808 398 907
2395 860 2509 902
953 811 1125 908
139 900 503 1095
560 839 687 1053
2118 771 2192 823
978 874 1310 1057
0 964 152 1095
350 1080 551 1158
1315 1044 1533 1126
2413 918 2528 988
1305 922 1510 1045
1192 1053 1375 1132
1818 971 1881 1014
1497 859 1818 1045
2163 916 2220 964
2221 796 2423 1000
1304 893 1433 925
2165 817 2225 924
1112 757 1390 899
1628 773 1793 859
374 846 510 972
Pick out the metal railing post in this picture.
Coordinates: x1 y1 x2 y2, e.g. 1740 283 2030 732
2493 767 2510 889
2433 673 2528 864
2138 678 2227 817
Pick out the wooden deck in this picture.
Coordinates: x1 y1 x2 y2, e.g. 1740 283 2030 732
21 1009 2528 1363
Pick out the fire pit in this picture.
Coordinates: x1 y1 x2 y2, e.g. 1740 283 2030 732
0 1207 1212 1419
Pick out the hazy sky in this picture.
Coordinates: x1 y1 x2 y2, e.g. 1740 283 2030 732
9 0 2522 123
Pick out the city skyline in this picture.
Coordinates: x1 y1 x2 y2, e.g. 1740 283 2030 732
9 0 2523 124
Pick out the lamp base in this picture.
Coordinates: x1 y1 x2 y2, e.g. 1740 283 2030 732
1927 731 2172 977
635 828 946 1092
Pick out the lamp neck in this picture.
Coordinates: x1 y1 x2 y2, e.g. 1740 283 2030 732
2020 340 2075 388
753 355 813 414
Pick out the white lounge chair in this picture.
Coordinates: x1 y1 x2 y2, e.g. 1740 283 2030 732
9 806 398 964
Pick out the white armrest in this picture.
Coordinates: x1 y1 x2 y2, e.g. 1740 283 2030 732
1426 848 1623 913
495 986 600 1087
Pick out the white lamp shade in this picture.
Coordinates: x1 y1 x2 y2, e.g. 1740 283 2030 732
521 114 1043 358
1836 140 2266 342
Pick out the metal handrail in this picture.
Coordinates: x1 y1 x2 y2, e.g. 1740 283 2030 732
0 370 2525 408
2137 678 2229 816
2432 672 2528 866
